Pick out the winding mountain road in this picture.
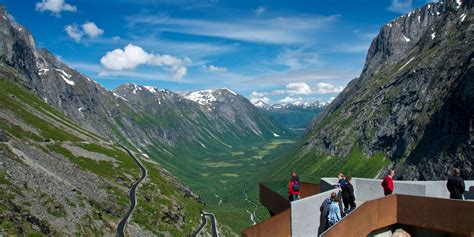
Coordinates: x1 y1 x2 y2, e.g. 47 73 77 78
116 144 147 237
192 211 219 237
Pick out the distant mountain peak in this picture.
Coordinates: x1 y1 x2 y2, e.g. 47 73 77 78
253 100 269 108
253 100 328 110
182 88 240 107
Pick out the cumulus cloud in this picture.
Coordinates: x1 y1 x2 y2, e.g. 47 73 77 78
65 21 104 42
250 91 270 104
64 24 82 42
313 82 345 94
100 43 190 80
35 0 76 16
203 64 227 72
82 22 104 38
286 82 312 95
279 82 344 95
387 0 413 13
254 6 266 16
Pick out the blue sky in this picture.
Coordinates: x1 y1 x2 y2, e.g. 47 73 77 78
1 0 434 104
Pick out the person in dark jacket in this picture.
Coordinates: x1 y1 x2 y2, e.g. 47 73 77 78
341 176 356 215
336 172 347 188
288 171 300 201
447 168 465 200
318 193 334 234
340 176 349 214
346 176 356 213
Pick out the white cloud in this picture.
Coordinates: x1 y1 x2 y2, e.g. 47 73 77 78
35 0 76 16
387 0 413 13
251 91 268 97
82 22 104 38
203 64 227 72
254 6 266 16
65 21 104 42
127 14 338 44
100 43 190 80
275 48 319 70
270 82 345 97
286 82 312 95
250 91 270 104
271 89 286 95
313 82 345 94
64 24 82 42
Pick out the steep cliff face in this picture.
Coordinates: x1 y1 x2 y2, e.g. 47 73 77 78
295 0 473 180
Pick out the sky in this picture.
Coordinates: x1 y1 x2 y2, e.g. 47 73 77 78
1 0 435 104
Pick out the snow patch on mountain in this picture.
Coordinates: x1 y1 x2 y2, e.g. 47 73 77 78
38 68 49 76
113 93 129 101
223 88 237 95
59 74 75 86
402 35 411 42
398 57 416 71
144 86 157 94
53 68 72 78
183 90 217 106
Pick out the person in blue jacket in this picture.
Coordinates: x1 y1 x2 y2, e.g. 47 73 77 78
327 194 342 227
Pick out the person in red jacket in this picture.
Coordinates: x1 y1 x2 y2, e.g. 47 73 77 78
288 171 300 201
381 170 395 196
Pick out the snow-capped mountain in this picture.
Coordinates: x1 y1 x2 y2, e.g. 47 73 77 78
254 100 328 110
254 100 327 129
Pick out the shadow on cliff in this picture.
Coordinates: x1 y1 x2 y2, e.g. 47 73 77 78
403 52 474 180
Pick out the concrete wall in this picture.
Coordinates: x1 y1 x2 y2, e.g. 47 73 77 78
320 178 338 192
291 178 474 237
291 187 339 237
463 181 474 199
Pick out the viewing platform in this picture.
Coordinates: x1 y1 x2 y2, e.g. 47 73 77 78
243 178 474 237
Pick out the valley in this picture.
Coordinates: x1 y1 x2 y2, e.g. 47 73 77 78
147 137 298 233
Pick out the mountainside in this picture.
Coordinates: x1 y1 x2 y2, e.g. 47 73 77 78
254 100 327 130
0 5 289 235
271 0 473 181
0 71 203 235
0 5 287 158
112 84 287 152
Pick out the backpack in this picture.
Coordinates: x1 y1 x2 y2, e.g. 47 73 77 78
293 180 300 191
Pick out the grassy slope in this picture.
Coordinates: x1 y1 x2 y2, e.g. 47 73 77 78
0 70 202 235
147 137 298 234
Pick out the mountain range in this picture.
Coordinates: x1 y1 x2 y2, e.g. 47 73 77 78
254 100 327 130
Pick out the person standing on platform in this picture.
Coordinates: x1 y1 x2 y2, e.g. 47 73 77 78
288 171 300 201
447 168 465 200
381 170 395 196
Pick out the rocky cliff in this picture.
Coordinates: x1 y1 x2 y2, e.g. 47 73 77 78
278 0 473 181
